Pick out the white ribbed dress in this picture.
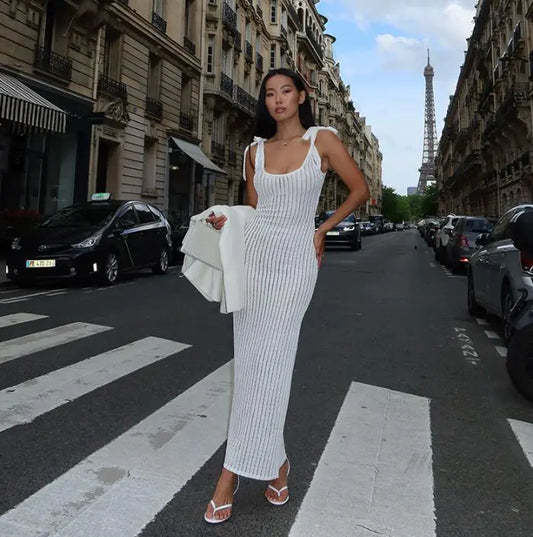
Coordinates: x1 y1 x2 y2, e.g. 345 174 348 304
224 126 337 480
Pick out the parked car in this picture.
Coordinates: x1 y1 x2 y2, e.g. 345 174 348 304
359 221 374 236
6 194 172 286
434 214 460 263
468 205 533 342
383 222 395 232
446 216 493 274
316 211 362 250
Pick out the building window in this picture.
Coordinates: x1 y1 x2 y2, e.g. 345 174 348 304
143 138 157 193
153 0 165 16
270 0 277 23
270 43 276 69
181 74 192 115
103 28 122 80
148 53 162 98
207 36 215 73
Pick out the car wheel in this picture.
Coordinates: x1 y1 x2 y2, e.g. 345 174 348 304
100 251 120 285
451 259 462 275
507 325 533 402
502 285 515 344
467 271 484 317
152 247 169 275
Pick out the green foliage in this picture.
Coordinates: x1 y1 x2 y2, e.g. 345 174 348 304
420 184 438 216
382 183 438 223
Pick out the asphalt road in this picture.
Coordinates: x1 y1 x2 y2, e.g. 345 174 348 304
0 230 532 537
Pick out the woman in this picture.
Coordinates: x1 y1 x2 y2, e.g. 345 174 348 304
204 68 369 523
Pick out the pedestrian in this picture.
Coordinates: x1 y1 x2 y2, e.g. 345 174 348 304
204 68 369 523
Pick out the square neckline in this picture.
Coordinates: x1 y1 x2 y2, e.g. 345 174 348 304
261 127 318 177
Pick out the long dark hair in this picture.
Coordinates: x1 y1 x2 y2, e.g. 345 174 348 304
252 68 315 140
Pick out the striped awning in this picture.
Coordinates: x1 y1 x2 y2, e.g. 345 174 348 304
0 72 66 134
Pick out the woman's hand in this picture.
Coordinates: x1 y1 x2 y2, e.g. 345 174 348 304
314 228 326 268
206 213 227 230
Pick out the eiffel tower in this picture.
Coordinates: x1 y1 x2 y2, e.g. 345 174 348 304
417 50 438 194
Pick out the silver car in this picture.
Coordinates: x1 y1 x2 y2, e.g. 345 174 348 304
468 204 533 341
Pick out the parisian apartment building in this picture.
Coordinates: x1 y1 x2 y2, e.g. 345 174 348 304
0 0 383 231
437 0 533 218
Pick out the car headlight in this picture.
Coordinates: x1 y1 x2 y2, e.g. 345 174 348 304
343 226 355 231
72 234 101 249
11 237 22 250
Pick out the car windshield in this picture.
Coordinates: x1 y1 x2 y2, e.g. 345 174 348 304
41 203 117 228
465 219 492 233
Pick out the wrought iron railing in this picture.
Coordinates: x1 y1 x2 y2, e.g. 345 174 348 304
180 112 194 131
146 97 163 120
286 2 298 24
220 72 234 97
256 52 263 72
222 1 237 32
305 26 323 59
98 74 128 100
234 86 257 115
234 30 242 51
34 46 72 80
280 25 287 39
184 37 196 55
256 5 263 20
151 11 167 33
211 141 225 159
244 40 253 62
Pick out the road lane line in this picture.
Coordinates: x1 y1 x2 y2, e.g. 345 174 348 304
495 346 507 358
0 289 68 304
508 419 533 467
484 330 500 339
0 337 190 432
0 361 232 537
0 323 112 365
476 318 488 326
46 291 67 297
289 382 435 537
0 313 47 329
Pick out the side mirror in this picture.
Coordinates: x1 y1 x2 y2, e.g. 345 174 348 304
476 233 489 247
511 211 533 253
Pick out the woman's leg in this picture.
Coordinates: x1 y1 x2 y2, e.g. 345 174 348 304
205 467 239 521
265 459 290 503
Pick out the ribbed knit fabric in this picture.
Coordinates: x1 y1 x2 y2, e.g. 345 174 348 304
224 126 337 480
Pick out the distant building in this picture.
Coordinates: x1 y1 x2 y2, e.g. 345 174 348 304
407 187 418 196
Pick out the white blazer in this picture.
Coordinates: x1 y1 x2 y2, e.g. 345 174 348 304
181 204 255 313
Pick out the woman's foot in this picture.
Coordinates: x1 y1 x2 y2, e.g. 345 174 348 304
204 468 239 524
265 460 290 505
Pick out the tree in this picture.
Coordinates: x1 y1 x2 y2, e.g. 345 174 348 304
382 186 398 221
420 184 438 216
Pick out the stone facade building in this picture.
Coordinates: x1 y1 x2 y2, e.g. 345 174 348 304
0 0 382 232
437 0 533 218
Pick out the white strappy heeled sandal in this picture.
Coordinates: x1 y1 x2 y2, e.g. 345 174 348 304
265 460 290 506
204 475 240 524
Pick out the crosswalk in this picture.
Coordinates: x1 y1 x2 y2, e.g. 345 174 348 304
1 312 533 536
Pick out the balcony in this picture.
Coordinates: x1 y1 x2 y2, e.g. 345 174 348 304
34 46 72 81
211 141 225 160
304 25 323 60
256 52 264 72
244 41 253 62
180 112 194 131
256 5 263 20
234 86 257 115
234 30 242 52
151 11 167 33
98 74 128 100
286 2 299 24
222 1 238 33
183 37 196 56
145 96 163 120
220 72 234 97
280 25 287 40
117 0 128 4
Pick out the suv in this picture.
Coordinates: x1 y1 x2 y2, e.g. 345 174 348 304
468 205 533 341
316 211 362 250
434 214 460 263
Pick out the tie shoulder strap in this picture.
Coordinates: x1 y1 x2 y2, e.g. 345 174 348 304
302 126 340 145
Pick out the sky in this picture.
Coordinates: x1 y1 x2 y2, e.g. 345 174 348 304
317 0 476 195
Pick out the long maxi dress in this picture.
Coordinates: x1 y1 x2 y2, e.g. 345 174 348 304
224 126 338 480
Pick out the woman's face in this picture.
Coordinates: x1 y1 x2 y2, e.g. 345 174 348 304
264 74 306 121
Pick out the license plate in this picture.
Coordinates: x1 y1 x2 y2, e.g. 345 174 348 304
327 231 340 236
26 259 56 268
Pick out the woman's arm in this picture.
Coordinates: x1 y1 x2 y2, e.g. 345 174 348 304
245 145 258 209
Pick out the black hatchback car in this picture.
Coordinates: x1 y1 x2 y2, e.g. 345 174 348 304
316 211 362 250
6 196 172 285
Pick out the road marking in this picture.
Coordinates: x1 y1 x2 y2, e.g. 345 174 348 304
46 291 67 297
0 323 112 365
429 262 436 268
0 361 232 537
289 382 435 537
508 419 533 467
454 327 480 363
476 318 488 326
484 330 500 339
0 289 68 304
495 346 507 358
0 313 47 329
0 337 190 432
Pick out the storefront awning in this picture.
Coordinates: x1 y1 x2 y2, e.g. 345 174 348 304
171 137 226 175
0 72 66 134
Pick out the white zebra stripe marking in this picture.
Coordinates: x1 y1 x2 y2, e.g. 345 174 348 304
0 289 68 304
476 318 488 326
484 330 500 339
289 382 435 537
495 346 507 358
0 322 112 365
0 337 190 432
0 313 47 329
0 361 232 537
508 419 533 467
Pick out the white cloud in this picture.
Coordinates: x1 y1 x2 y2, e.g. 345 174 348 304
375 34 423 72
